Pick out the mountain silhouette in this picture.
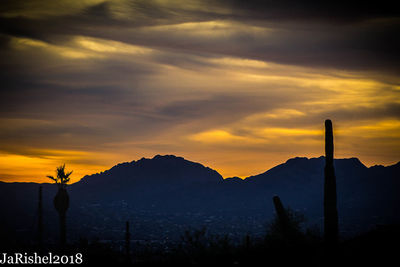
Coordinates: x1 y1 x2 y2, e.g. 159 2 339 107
70 155 223 211
0 155 399 245
76 154 222 189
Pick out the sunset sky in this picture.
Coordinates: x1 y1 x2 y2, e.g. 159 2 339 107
0 0 399 183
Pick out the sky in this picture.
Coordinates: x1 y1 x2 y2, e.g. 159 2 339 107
0 0 399 183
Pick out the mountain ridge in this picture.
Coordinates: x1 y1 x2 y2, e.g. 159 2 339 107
1 154 398 185
81 155 399 183
0 153 399 244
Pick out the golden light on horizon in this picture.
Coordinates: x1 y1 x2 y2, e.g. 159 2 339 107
0 150 109 183
0 1 399 183
0 53 399 182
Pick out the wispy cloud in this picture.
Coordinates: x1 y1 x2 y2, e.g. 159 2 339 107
0 0 399 181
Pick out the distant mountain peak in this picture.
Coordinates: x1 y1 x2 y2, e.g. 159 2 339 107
76 154 223 187
285 156 311 163
244 156 368 182
285 156 366 167
335 157 367 170
152 154 184 160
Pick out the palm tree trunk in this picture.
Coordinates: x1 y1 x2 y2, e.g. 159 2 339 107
54 188 69 247
59 211 66 246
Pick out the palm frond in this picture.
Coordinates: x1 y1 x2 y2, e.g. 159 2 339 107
65 170 73 178
47 175 57 182
47 164 73 185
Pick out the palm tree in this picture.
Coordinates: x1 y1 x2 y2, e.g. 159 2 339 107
47 164 72 189
47 164 72 247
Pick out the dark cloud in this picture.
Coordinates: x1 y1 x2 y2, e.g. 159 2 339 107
225 0 400 22
0 0 399 181
158 94 274 125
0 0 398 75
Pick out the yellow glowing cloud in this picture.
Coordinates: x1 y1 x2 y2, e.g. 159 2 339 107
221 63 396 113
244 109 306 120
189 127 321 145
143 20 271 38
337 119 400 138
258 128 322 137
232 69 380 91
189 130 248 143
208 57 270 69
74 36 153 55
10 36 155 60
11 37 99 59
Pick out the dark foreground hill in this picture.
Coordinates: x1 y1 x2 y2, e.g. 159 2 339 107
0 155 399 246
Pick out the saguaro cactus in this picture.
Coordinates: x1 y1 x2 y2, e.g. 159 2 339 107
324 119 339 245
47 164 72 247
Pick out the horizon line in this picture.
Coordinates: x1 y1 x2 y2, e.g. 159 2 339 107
1 154 399 185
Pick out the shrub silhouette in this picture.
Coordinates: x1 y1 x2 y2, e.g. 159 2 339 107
180 227 208 257
324 119 339 246
47 164 72 247
125 221 131 263
272 196 291 237
268 196 305 245
178 227 236 264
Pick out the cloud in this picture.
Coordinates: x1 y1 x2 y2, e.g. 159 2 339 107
224 0 400 22
1 0 399 74
0 0 399 181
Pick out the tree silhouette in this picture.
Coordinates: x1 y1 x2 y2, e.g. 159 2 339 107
125 221 131 263
268 196 305 245
47 164 72 189
47 164 72 247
